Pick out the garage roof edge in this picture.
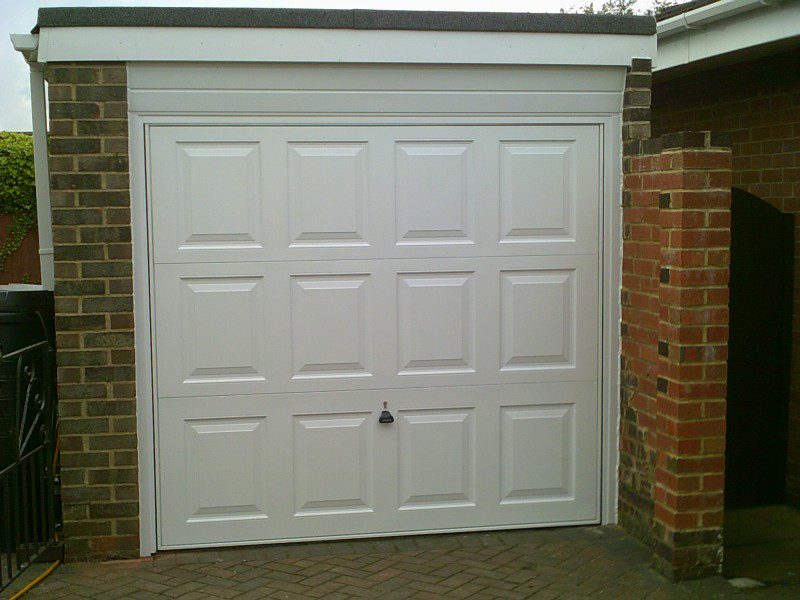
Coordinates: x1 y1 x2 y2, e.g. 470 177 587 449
34 7 656 36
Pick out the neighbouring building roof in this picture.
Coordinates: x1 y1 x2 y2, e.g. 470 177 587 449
34 7 656 35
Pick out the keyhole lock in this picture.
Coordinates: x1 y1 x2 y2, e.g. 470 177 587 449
379 401 394 424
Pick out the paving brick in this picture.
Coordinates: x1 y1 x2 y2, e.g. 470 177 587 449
14 527 770 599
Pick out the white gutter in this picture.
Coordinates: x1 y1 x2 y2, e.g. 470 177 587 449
9 33 53 291
657 0 785 38
655 0 799 71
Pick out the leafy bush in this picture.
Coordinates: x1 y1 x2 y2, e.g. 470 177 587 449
564 0 677 15
0 132 38 272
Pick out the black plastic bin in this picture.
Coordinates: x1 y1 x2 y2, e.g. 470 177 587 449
0 286 55 354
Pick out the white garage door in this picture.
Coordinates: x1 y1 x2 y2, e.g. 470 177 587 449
148 123 601 549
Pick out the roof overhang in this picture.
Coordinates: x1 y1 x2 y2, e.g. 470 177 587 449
20 7 656 67
656 0 800 72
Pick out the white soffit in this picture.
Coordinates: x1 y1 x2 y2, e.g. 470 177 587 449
656 0 800 72
35 27 655 66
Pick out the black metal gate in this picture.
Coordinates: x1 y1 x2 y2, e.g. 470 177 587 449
0 292 61 590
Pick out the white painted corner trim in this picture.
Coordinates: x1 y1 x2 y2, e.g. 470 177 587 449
656 0 800 71
36 26 654 66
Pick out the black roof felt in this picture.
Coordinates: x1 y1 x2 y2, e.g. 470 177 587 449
34 7 656 35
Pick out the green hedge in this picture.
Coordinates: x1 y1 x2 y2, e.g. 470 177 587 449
0 132 37 272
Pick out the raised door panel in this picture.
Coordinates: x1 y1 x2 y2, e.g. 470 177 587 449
385 381 599 530
184 417 269 520
290 275 372 379
153 264 273 398
500 269 575 371
293 413 373 515
397 272 475 375
499 141 574 242
487 255 598 385
180 277 266 384
177 143 262 250
158 398 275 547
487 126 599 257
500 405 574 503
491 381 599 523
395 142 473 245
398 409 475 509
287 142 368 247
150 128 268 263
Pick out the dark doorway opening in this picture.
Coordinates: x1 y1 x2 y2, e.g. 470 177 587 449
726 187 794 507
724 188 800 585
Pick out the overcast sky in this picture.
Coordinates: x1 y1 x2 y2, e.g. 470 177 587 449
1 0 656 131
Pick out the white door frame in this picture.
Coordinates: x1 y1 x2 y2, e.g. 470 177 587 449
129 111 622 557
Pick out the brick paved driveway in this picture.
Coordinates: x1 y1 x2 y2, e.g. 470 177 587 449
6 526 798 599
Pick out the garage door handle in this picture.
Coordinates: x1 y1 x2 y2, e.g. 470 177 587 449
379 401 394 424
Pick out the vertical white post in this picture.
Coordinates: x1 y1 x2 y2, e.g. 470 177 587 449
29 63 54 290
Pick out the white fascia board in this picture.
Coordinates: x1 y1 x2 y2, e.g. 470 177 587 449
656 0 800 71
36 26 655 66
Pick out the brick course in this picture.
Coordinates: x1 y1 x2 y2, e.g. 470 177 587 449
652 48 800 506
46 62 138 560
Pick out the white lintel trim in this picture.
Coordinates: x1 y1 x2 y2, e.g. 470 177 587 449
35 26 655 66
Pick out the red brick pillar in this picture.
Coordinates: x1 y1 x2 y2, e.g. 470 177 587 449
620 131 732 580
653 132 731 579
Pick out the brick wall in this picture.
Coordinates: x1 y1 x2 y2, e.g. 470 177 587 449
619 60 733 578
618 58 657 545
652 48 800 506
46 62 138 560
621 130 732 580
619 59 732 579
